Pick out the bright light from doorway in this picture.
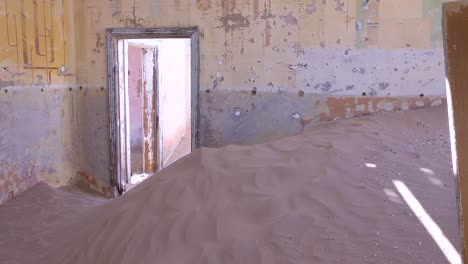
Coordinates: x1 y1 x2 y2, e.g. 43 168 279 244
420 168 435 175
393 180 461 264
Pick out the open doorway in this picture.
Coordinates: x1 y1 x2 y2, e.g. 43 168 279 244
107 28 199 194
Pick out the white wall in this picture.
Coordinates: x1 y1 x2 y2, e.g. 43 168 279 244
185 40 192 144
159 38 191 164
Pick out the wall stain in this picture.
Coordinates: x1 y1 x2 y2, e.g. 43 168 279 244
93 33 105 54
0 161 42 204
219 13 250 32
315 96 441 122
119 0 145 27
352 67 366 74
196 0 211 11
307 0 317 14
253 0 259 19
0 79 15 88
279 12 299 28
109 0 122 17
292 42 305 56
334 0 346 12
261 1 275 19
77 171 112 198
314 81 333 92
212 75 224 89
264 21 272 47
368 82 390 96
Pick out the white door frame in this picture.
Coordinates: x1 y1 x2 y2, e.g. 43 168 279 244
106 27 199 194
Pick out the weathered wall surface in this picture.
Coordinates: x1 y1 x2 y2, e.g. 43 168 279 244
0 1 111 203
0 0 77 203
75 0 447 146
0 0 77 86
0 87 78 203
0 0 449 202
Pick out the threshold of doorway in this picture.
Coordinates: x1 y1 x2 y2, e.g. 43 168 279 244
129 173 153 187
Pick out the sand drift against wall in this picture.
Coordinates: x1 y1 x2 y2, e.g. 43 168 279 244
0 105 460 264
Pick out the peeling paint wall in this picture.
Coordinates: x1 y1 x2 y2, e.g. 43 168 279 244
0 0 77 86
74 0 447 147
0 0 449 202
0 84 112 204
0 1 110 204
0 87 78 203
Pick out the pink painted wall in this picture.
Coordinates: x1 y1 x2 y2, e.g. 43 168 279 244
128 45 144 174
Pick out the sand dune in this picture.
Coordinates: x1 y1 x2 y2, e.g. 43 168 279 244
0 105 460 264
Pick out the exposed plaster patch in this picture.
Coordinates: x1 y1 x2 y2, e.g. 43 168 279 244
0 78 15 88
356 104 366 112
93 33 105 54
317 96 440 123
196 0 211 11
264 21 272 47
377 82 390 90
0 161 43 204
352 67 366 74
279 12 299 28
292 42 305 56
431 98 443 106
287 63 308 70
334 0 346 12
253 0 260 19
306 1 317 14
77 171 112 198
261 1 275 19
120 0 145 27
314 81 333 92
211 74 224 89
368 82 390 96
219 13 250 32
377 101 394 111
248 67 259 83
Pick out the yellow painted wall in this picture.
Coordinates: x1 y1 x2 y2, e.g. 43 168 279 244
0 1 109 204
68 0 446 93
0 0 77 87
0 0 447 89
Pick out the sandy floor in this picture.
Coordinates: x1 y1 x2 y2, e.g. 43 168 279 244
0 183 107 263
0 105 460 264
